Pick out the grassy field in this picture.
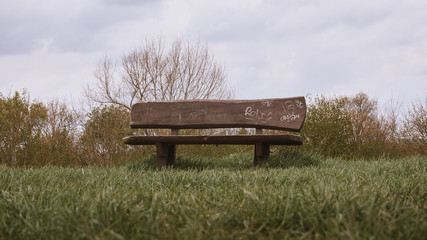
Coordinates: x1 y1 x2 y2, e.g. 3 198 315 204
0 151 426 239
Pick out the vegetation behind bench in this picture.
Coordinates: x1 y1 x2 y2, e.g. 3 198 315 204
124 96 306 168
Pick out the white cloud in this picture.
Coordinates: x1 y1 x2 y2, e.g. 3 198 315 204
0 0 426 105
0 50 100 100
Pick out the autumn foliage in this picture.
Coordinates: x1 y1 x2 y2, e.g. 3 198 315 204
301 93 427 158
0 89 425 166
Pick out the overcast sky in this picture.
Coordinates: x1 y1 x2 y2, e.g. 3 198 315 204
1 0 426 106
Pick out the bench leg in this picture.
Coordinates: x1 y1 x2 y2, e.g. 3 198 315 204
156 143 176 169
254 143 270 166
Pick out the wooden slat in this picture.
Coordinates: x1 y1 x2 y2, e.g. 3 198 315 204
130 96 306 131
123 134 303 145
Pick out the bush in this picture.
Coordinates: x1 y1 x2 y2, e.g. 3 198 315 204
79 105 134 166
0 90 47 166
301 95 354 157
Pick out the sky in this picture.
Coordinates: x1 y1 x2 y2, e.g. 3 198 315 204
1 0 426 107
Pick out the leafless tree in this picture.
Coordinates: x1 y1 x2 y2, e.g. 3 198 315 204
380 97 402 143
404 98 427 143
344 92 382 144
86 38 233 110
42 99 82 165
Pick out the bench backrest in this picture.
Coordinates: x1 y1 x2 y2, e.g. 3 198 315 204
130 96 306 132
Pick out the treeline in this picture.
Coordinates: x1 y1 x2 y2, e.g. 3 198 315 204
0 90 425 167
0 90 143 166
301 92 426 158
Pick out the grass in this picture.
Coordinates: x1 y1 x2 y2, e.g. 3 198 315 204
0 151 426 239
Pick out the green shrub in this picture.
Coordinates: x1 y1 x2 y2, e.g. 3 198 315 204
0 90 47 166
301 95 354 157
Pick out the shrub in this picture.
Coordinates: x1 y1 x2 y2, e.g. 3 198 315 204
0 90 47 166
301 95 354 157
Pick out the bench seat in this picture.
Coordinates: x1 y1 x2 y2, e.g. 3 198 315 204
124 134 303 145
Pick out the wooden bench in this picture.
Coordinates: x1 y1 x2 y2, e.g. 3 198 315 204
123 96 306 168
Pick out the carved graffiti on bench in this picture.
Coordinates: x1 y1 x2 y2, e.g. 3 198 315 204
243 99 306 124
244 106 273 122
280 100 305 122
182 104 209 120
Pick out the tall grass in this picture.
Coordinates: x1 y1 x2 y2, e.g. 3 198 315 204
0 153 426 239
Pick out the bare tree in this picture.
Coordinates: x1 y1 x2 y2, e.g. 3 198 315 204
42 99 82 165
86 38 233 109
403 98 427 148
380 97 402 143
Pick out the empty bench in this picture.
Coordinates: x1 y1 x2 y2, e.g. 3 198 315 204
123 97 306 168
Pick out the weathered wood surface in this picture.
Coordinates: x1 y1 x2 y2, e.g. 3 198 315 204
130 96 306 131
156 143 175 168
123 134 303 145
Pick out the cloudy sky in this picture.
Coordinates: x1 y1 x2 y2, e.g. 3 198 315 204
1 0 426 106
